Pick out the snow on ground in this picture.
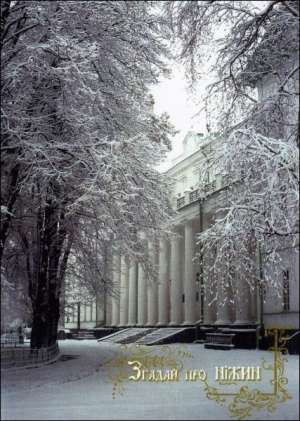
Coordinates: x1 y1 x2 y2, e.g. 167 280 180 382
1 340 299 420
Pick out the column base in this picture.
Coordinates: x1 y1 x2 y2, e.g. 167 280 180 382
156 322 168 327
168 321 181 327
215 319 231 325
181 321 196 326
203 319 215 325
233 320 251 325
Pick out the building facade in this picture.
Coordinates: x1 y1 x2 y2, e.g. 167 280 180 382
65 131 299 333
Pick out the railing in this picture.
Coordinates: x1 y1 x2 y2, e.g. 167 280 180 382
189 189 200 203
1 342 60 369
177 197 185 209
177 176 230 210
1 333 24 348
204 180 216 194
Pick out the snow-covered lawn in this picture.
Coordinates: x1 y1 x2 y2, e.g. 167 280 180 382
1 340 299 420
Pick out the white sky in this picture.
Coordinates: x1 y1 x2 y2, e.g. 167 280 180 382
151 1 268 173
150 63 207 172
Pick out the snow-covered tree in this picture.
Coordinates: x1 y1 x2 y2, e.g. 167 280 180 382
1 1 176 347
166 1 299 300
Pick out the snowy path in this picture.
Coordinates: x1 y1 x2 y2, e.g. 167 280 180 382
1 340 299 420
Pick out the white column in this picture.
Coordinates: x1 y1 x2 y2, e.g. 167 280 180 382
214 245 231 325
137 262 148 326
105 295 112 326
119 257 129 326
203 293 216 324
214 211 231 325
183 221 197 325
201 247 216 324
249 255 259 324
234 280 251 324
215 281 231 325
203 281 216 324
111 255 120 327
200 215 216 324
146 242 158 326
157 240 169 326
169 231 183 326
104 263 112 326
128 261 137 326
249 283 258 324
96 303 104 326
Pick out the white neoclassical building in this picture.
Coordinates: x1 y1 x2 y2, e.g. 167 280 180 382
65 131 299 337
65 24 299 338
109 132 299 331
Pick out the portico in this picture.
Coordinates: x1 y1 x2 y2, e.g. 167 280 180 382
110 193 258 328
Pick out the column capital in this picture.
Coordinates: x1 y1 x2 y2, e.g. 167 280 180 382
185 218 196 228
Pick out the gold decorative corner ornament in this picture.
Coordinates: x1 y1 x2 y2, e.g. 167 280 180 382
201 328 292 420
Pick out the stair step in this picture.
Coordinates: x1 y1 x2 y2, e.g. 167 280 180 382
204 343 235 350
98 327 191 345
98 328 155 343
136 328 189 345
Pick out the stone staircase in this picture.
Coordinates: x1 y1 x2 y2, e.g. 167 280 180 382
135 327 191 345
97 328 156 344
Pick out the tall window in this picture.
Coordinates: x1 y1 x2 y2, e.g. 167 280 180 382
283 270 290 311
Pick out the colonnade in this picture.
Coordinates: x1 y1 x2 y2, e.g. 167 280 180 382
108 219 258 327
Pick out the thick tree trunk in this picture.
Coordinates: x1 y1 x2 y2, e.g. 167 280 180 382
30 192 68 349
30 281 61 348
30 201 53 348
